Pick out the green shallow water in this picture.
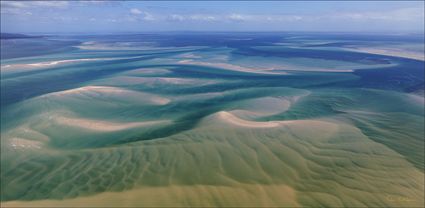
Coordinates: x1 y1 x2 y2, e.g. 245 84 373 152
1 33 424 207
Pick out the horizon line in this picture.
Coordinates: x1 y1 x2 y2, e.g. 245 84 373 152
3 30 425 35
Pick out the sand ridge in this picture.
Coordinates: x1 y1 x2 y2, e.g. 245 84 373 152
177 60 289 75
8 137 44 150
92 76 219 88
346 47 425 61
0 57 123 72
44 86 171 105
209 111 286 128
55 116 172 132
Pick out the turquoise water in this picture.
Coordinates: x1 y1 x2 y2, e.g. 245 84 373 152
1 33 424 207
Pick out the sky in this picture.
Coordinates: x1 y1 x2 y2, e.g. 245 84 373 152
1 1 424 33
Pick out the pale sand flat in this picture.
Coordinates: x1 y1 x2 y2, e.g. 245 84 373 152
407 93 425 105
55 116 171 132
177 53 202 59
45 86 170 105
177 60 288 75
1 58 119 71
76 43 205 51
347 47 425 61
1 127 50 150
26 58 116 67
202 110 340 137
205 111 291 128
94 76 217 87
218 95 309 120
262 59 393 72
52 86 131 95
8 137 43 150
124 68 171 76
178 59 363 73
5 127 50 142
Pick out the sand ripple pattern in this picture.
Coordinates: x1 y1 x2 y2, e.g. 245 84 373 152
1 43 424 207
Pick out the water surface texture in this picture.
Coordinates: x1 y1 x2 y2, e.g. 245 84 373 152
1 33 424 207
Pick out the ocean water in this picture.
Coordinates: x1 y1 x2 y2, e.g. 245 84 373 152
1 32 424 207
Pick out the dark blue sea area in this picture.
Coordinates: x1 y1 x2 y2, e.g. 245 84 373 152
1 32 423 107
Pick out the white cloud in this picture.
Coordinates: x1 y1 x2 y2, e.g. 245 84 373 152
129 9 155 21
332 7 424 22
130 8 142 15
2 2 422 30
168 14 185 21
189 14 217 21
31 1 69 8
167 14 217 22
227 14 248 21
78 1 117 5
0 1 27 9
1 1 69 9
164 13 305 23
143 12 155 21
162 7 422 24
269 15 303 21
1 1 69 15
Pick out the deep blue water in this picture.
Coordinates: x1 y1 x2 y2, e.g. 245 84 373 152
1 32 424 115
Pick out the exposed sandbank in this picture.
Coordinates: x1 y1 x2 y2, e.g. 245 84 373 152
45 86 171 105
55 116 171 132
177 60 288 75
347 47 425 61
